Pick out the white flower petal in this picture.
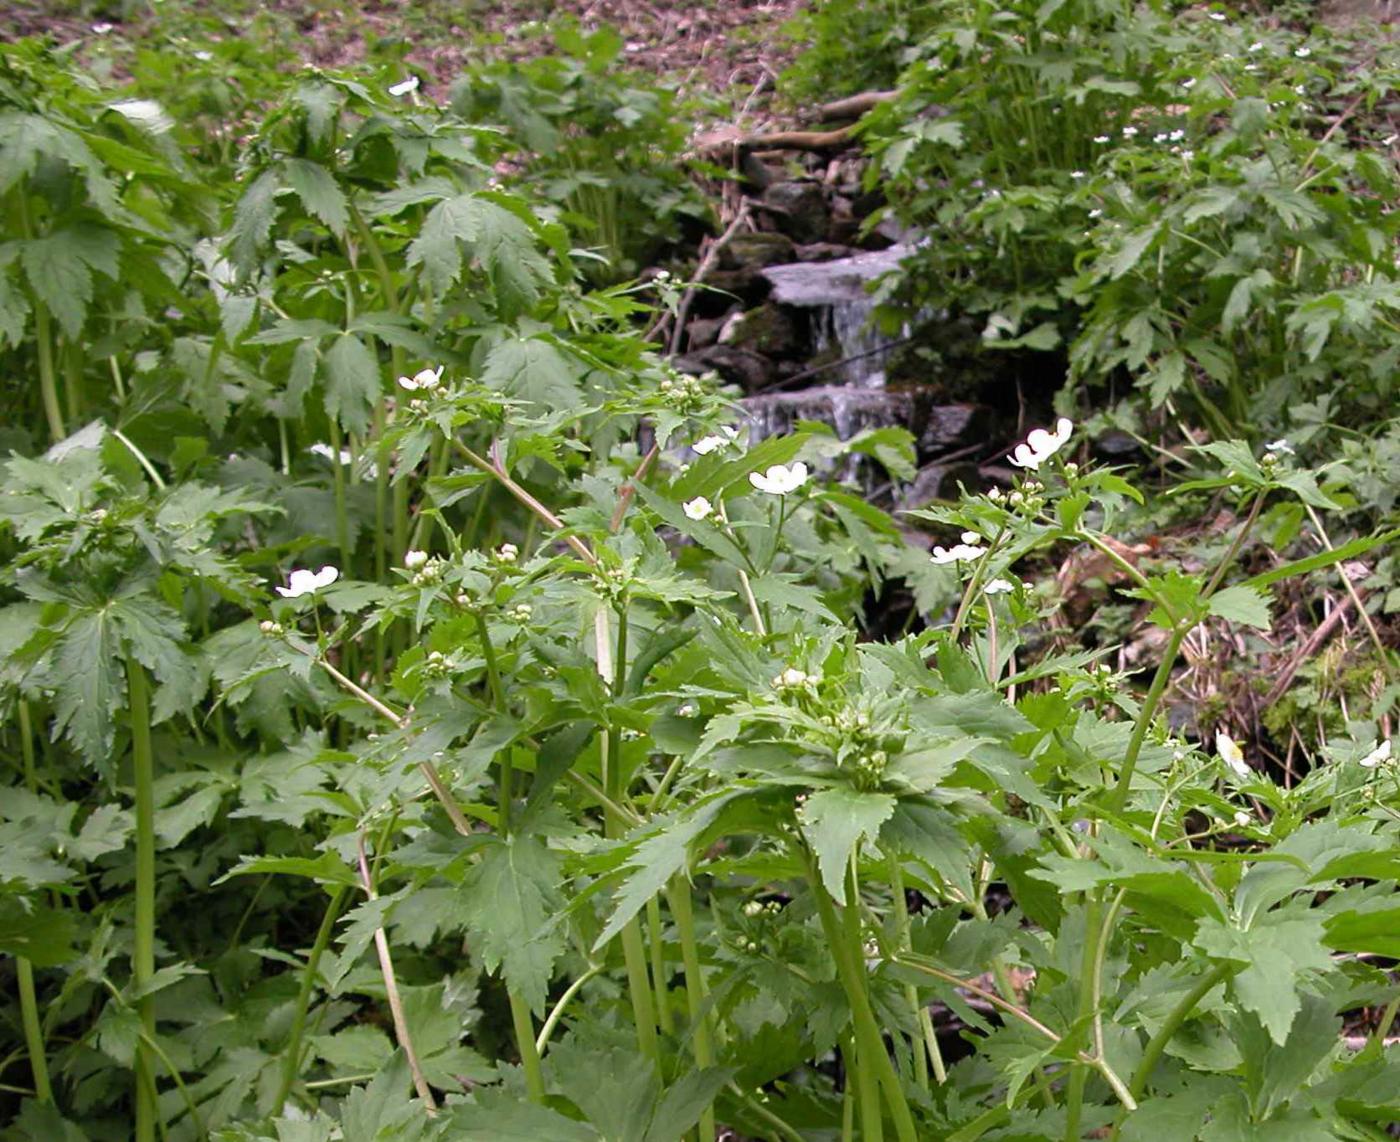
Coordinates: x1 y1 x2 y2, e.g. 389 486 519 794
984 577 1017 594
388 76 420 97
276 565 340 599
1359 739 1392 768
1216 731 1249 778
683 496 713 521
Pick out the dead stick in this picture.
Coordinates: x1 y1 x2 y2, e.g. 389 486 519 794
667 199 752 357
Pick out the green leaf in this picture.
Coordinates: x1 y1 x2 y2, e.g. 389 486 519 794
461 834 566 1014
1109 225 1160 280
479 337 582 415
20 226 120 338
1208 584 1273 630
595 792 742 948
51 607 123 766
0 899 79 966
283 157 348 237
1242 530 1397 591
448 1087 599 1141
407 193 553 313
799 786 897 903
323 333 381 435
229 168 283 273
218 851 360 889
1194 911 1332 1044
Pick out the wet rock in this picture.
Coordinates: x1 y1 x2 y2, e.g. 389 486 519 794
684 313 730 352
794 242 859 262
690 268 769 316
761 180 830 244
919 402 991 453
720 232 796 271
718 303 798 357
899 461 983 510
675 344 773 390
740 152 780 189
762 244 912 306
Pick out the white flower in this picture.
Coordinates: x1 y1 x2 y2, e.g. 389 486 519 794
404 549 429 569
1093 135 1111 144
1233 810 1252 827
1181 77 1197 89
1153 133 1169 144
692 426 739 455
683 496 714 521
1359 740 1392 769
1216 731 1250 778
1295 46 1311 57
1008 417 1074 470
1169 129 1185 142
931 542 986 565
1265 439 1295 455
193 49 213 61
388 76 420 97
397 366 444 391
309 442 354 466
749 461 809 496
93 22 114 34
276 565 339 598
1180 149 1195 162
1122 126 1138 138
984 578 1020 594
1209 11 1227 20
1088 208 1103 219
1248 41 1263 52
1070 170 1086 179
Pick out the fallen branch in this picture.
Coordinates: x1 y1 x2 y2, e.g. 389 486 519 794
664 199 753 357
694 126 857 159
802 89 898 123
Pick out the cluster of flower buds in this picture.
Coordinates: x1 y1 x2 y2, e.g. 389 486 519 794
495 543 519 564
257 620 284 637
772 666 817 692
742 899 784 919
657 373 708 413
421 650 452 679
507 604 533 623
403 550 443 587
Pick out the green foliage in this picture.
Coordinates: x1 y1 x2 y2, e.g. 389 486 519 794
862 0 1400 442
2 12 1399 1142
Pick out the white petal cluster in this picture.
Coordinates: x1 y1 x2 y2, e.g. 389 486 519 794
397 366 444 391
683 496 713 521
1216 731 1250 778
772 666 814 690
984 577 1020 594
276 566 339 598
931 531 987 565
1008 417 1074 470
692 426 740 455
749 462 808 496
1359 740 1392 769
388 76 420 97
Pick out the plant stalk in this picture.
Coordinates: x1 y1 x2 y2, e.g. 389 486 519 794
126 660 158 1142
275 885 347 1112
668 875 717 1141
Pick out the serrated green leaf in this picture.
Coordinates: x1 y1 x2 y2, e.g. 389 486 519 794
20 226 120 338
283 157 348 236
323 333 381 435
461 834 565 1014
479 337 581 415
0 899 79 966
230 168 283 273
1208 584 1272 630
447 1087 599 1142
799 786 897 903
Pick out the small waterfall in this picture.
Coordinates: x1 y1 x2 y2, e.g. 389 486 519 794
762 244 912 390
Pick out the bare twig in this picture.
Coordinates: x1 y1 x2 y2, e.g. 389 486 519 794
666 198 753 357
356 833 437 1112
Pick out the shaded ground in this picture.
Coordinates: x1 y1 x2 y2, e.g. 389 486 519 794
0 0 805 123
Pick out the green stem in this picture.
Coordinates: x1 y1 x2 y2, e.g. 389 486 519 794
508 990 547 1103
15 701 52 1104
647 896 674 1036
1107 962 1235 1141
275 885 347 1111
327 421 353 572
35 302 65 444
1063 897 1102 1142
1105 627 1187 816
535 964 605 1056
808 854 918 1142
889 859 937 1088
127 660 158 1142
620 921 661 1064
667 875 717 1141
16 959 51 1103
